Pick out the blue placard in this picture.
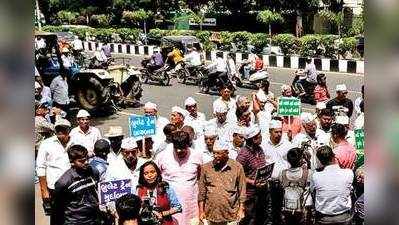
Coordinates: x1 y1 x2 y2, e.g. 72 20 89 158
128 115 156 137
98 179 132 205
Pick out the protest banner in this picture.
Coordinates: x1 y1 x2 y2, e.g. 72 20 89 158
254 163 275 184
278 97 301 116
98 179 132 205
128 115 156 137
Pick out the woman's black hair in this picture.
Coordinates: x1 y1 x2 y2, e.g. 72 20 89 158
138 161 162 186
287 148 303 168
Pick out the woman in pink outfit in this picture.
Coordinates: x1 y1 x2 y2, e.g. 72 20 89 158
155 131 203 225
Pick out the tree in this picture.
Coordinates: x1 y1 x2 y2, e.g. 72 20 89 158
57 10 78 24
318 9 344 36
121 10 153 43
280 0 319 36
257 10 284 51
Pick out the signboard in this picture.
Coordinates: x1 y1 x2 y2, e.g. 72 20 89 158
128 115 156 137
189 18 217 26
354 129 365 149
278 97 301 116
254 163 274 184
355 149 364 168
98 179 132 205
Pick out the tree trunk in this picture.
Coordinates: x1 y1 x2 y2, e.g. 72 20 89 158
269 24 272 53
295 10 303 37
143 20 147 45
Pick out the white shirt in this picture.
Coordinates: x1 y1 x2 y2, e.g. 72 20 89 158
151 116 170 152
291 132 323 170
354 97 363 116
107 150 124 165
103 158 146 194
213 97 237 125
184 112 206 137
227 58 237 75
184 51 202 66
95 51 107 62
61 54 73 68
35 38 46 50
36 136 71 189
346 130 356 148
310 164 354 215
206 118 234 143
72 39 83 51
315 128 332 147
354 113 364 129
261 138 293 179
69 126 102 156
208 57 227 72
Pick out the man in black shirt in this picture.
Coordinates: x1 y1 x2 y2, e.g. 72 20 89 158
53 145 100 225
326 84 354 117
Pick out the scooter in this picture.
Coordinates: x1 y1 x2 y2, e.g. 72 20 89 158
291 70 316 105
235 61 269 89
140 58 171 86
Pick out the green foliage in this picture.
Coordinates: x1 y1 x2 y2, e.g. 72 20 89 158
319 35 339 58
73 16 87 25
219 31 233 45
299 35 321 57
121 10 153 27
89 14 111 28
348 16 364 36
257 10 284 25
116 28 140 43
272 34 296 55
231 31 252 46
249 33 269 50
148 28 170 40
92 28 115 42
56 10 78 24
338 37 357 56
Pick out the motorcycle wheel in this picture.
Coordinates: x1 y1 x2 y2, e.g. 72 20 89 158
77 77 107 110
159 71 170 86
177 69 187 84
196 71 204 85
198 79 209 93
142 72 150 84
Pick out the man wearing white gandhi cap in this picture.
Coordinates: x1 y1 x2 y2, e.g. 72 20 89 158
170 106 188 130
184 97 207 137
261 119 293 179
207 100 235 143
143 101 170 151
103 137 146 194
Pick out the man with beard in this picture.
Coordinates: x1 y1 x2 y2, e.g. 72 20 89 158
292 112 322 170
155 131 203 225
69 109 102 157
53 145 100 225
104 137 146 194
198 139 246 225
316 109 334 146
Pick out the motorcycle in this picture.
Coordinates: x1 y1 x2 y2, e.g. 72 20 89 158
140 58 171 86
235 60 270 89
198 66 236 95
175 62 204 85
291 70 317 105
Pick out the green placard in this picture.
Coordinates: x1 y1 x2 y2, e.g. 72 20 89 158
278 97 301 116
355 129 365 149
355 149 364 168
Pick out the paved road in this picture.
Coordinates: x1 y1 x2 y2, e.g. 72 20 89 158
35 54 363 225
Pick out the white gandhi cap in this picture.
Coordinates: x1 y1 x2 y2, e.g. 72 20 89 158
335 115 350 125
269 120 283 129
171 106 188 118
144 102 157 110
245 124 261 139
76 109 91 118
184 97 197 106
121 137 138 149
336 84 347 92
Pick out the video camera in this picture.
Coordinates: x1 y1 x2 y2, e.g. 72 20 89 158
139 191 161 225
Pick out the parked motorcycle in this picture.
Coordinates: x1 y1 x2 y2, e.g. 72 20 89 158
198 66 236 94
291 70 317 105
140 58 171 86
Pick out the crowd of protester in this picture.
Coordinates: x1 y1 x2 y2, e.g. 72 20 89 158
35 46 364 225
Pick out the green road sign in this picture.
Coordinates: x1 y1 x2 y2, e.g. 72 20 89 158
355 129 365 150
278 97 301 116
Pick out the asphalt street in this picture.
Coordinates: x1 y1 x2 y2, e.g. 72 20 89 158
35 53 364 225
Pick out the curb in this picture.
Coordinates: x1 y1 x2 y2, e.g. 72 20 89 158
83 41 364 75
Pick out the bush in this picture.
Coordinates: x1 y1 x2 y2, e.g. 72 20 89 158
116 28 140 43
90 14 111 28
272 34 296 55
69 27 95 40
148 28 169 40
249 33 269 50
299 35 321 57
72 16 87 25
338 37 357 57
92 28 115 43
57 10 78 24
230 31 253 46
319 35 339 58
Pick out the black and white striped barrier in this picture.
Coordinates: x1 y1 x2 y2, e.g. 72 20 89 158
207 51 364 74
83 41 156 56
83 41 364 74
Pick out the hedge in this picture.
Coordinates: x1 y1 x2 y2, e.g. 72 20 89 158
40 26 360 59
